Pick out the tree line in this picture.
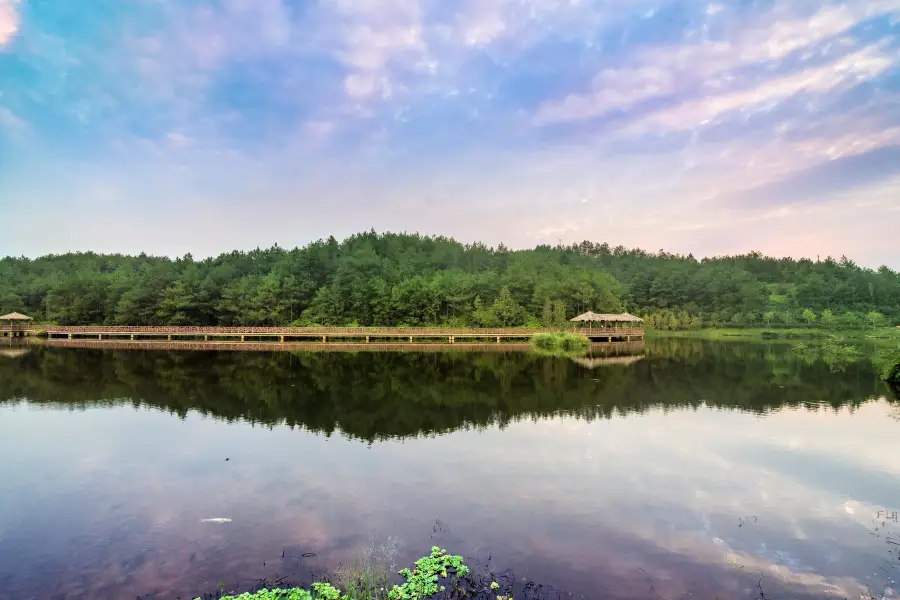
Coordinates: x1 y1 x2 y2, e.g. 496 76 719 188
1 231 898 327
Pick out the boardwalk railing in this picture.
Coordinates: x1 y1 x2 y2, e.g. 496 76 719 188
4 324 643 342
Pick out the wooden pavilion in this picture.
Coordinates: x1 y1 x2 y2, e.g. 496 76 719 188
1 312 33 337
570 311 644 330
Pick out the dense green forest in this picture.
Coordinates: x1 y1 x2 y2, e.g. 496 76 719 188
1 231 898 327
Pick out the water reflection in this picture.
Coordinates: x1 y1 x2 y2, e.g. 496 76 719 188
0 339 894 441
0 340 897 600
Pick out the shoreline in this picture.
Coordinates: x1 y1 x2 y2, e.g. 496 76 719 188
649 326 900 346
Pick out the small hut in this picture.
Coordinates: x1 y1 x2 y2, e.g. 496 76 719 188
1 312 33 337
570 311 644 330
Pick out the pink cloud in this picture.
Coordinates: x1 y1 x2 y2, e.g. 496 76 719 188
533 1 900 127
0 0 20 48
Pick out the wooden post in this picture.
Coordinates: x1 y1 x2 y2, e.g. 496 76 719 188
409 336 413 343
322 335 327 343
98 334 103 340
204 335 208 342
68 333 72 339
131 334 135 341
168 334 172 341
240 335 245 342
496 336 500 344
280 335 285 343
366 336 370 343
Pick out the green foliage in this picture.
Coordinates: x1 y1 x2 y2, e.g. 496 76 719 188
881 353 900 382
191 548 468 600
0 234 629 327
801 308 817 326
4 232 897 328
866 311 887 329
388 547 468 600
530 332 590 356
194 583 343 600
194 587 315 599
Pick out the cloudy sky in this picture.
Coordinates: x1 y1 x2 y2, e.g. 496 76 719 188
1 0 899 266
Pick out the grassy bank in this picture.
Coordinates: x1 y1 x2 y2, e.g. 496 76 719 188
651 327 900 347
530 331 590 356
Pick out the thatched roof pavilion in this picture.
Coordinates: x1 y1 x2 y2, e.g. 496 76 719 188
570 311 643 325
1 313 33 337
0 312 33 322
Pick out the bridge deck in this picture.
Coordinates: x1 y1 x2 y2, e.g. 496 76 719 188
3 325 644 343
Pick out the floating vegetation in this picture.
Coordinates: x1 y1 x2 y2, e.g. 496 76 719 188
193 546 571 600
530 332 590 356
197 547 468 600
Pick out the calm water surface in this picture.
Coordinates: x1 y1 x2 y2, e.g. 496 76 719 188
0 340 898 600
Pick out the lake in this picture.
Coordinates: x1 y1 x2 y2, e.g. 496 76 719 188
0 339 898 600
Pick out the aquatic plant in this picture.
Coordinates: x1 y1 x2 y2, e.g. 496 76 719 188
195 547 468 600
530 332 590 356
388 547 468 600
198 583 342 600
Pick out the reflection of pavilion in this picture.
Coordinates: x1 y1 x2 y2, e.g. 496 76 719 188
570 354 644 368
569 311 644 341
0 347 31 359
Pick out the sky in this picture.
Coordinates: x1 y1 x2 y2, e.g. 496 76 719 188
0 0 899 267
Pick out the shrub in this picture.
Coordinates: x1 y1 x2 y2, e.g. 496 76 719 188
530 332 590 356
882 353 900 382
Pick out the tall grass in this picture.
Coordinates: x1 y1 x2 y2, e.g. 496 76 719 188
530 331 590 356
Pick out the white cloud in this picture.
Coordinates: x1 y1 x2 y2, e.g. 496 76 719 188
625 44 895 134
324 0 427 100
533 1 900 126
534 66 677 124
166 132 193 148
0 0 20 48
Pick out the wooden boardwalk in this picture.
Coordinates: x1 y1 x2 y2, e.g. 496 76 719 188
3 325 644 343
40 339 647 355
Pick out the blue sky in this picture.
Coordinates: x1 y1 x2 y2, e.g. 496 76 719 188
1 0 899 267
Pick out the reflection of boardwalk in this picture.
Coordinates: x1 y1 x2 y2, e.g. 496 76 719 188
42 339 645 355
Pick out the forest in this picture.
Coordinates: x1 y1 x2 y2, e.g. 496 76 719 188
1 231 898 328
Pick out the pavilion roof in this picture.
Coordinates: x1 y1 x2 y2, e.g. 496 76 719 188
0 312 32 321
570 311 643 323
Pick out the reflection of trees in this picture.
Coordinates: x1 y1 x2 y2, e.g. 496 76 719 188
0 339 895 443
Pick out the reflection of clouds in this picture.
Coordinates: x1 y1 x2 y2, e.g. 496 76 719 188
406 401 899 597
1 398 898 599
